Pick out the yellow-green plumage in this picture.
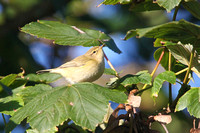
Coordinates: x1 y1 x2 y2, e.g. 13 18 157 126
37 46 105 84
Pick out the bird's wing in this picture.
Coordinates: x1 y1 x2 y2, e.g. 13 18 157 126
58 55 89 68
59 61 84 68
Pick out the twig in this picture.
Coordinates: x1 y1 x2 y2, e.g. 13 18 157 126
183 48 194 84
172 4 180 21
161 123 169 133
151 48 165 77
142 48 165 90
104 53 119 78
168 52 172 107
2 113 7 127
175 67 188 75
129 111 134 133
168 0 180 110
135 85 152 95
193 118 196 129
98 40 119 77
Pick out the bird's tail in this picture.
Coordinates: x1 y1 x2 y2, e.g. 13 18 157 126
36 69 52 74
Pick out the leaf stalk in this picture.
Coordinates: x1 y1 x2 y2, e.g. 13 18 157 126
168 52 172 107
183 48 194 84
2 113 7 127
142 49 165 90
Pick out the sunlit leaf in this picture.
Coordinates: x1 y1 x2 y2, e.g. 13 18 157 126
154 39 176 47
124 20 200 53
24 73 62 83
0 84 25 116
20 84 53 104
0 96 24 116
155 0 181 12
6 83 127 132
151 71 176 97
0 74 18 95
167 43 194 66
21 20 121 53
175 87 200 118
167 43 200 78
0 74 18 86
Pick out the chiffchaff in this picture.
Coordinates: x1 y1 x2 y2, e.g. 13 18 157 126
37 45 105 84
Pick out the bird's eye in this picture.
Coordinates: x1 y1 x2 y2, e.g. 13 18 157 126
93 51 96 54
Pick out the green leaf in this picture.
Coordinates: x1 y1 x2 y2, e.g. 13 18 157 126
175 87 200 118
24 73 62 83
151 71 176 97
155 0 181 12
26 128 56 133
0 74 18 95
167 43 200 78
154 47 176 70
154 47 187 81
104 68 117 76
6 82 127 132
21 20 121 54
0 95 24 116
124 20 200 53
167 43 194 66
0 84 25 116
120 70 152 87
100 0 132 5
130 0 164 12
20 84 54 104
182 1 200 20
25 129 41 133
154 39 177 47
0 74 18 86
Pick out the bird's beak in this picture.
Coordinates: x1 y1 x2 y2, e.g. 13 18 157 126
100 44 105 49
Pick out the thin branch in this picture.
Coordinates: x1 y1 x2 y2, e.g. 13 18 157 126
171 48 195 111
104 53 119 77
129 111 134 133
2 113 7 127
175 67 188 75
198 119 200 128
98 40 119 77
135 85 152 95
142 48 165 90
172 4 181 21
183 48 194 84
169 2 180 107
168 52 172 107
151 48 165 77
161 123 169 133
193 118 196 129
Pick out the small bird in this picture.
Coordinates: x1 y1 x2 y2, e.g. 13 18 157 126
37 45 105 84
